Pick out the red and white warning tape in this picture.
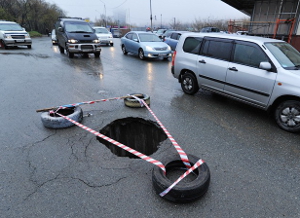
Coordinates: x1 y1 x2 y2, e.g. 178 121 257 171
129 95 191 169
55 112 166 174
52 94 204 197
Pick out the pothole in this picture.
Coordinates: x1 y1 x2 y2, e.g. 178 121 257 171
97 117 167 158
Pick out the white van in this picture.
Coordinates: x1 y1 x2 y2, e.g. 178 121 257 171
0 21 32 49
171 33 300 132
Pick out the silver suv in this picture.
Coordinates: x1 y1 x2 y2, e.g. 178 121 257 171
171 33 300 132
0 21 32 49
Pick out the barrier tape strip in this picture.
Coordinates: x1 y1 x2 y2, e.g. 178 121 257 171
54 112 166 174
159 159 204 197
51 94 205 197
129 95 191 169
57 96 123 109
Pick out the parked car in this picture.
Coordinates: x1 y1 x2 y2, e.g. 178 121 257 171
161 29 176 40
51 29 57 45
93 26 113 46
155 28 167 38
0 20 32 49
200 26 220 33
121 31 172 60
164 31 189 51
171 32 300 132
55 17 101 58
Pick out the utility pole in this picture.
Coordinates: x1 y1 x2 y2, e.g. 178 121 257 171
99 0 107 27
150 0 153 31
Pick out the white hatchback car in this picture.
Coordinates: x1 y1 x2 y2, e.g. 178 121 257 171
93 26 113 46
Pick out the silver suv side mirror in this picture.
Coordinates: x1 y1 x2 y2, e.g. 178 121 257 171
259 62 272 70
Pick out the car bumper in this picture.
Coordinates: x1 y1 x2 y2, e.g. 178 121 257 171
67 43 101 53
3 39 32 47
98 38 113 44
144 51 172 59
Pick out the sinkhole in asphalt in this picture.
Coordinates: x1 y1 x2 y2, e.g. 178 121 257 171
97 117 167 158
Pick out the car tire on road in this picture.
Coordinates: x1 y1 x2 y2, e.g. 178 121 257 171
122 45 128 55
124 93 150 108
41 106 83 129
274 100 300 132
181 72 199 95
152 153 210 203
139 49 145 60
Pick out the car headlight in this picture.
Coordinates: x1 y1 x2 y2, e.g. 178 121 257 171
167 45 171 51
93 39 100 43
145 46 154 51
3 34 12 39
25 34 30 39
68 39 78 43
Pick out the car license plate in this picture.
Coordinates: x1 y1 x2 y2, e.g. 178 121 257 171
16 39 24 42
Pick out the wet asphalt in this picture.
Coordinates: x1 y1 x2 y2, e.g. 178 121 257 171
0 37 299 217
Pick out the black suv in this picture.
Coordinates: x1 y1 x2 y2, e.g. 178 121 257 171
55 17 101 58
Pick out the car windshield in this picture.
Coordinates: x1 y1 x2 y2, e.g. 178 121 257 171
94 28 109 34
265 42 300 69
139 33 161 42
0 23 23 31
65 22 93 33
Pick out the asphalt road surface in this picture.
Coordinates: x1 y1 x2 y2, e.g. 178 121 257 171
0 37 299 217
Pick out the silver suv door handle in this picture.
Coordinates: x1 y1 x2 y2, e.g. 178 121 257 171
199 60 206 63
228 67 238 71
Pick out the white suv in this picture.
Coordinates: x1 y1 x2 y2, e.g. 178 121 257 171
171 33 300 132
0 21 32 49
93 26 113 46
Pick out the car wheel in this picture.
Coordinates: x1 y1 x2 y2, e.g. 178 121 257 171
41 106 83 129
94 51 100 58
124 93 150 108
138 49 145 60
181 72 199 95
59 45 64 54
152 153 210 203
66 48 74 58
110 43 114 46
274 100 300 132
122 45 128 55
27 45 32 49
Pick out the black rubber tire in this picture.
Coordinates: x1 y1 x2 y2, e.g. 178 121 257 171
124 93 150 108
274 100 300 133
181 72 199 95
152 153 210 203
122 45 127 55
110 43 114 46
41 106 83 129
59 44 64 54
138 49 145 60
94 51 100 58
66 48 74 58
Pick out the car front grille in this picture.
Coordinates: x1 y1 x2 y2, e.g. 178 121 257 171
154 47 168 51
80 40 94 43
11 35 25 39
81 45 93 50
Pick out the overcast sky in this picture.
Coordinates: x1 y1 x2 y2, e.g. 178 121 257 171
48 0 249 26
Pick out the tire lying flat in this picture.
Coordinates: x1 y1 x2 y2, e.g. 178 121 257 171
41 106 83 129
152 153 210 203
124 93 150 108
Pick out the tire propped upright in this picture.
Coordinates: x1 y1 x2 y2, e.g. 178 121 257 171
152 154 210 203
